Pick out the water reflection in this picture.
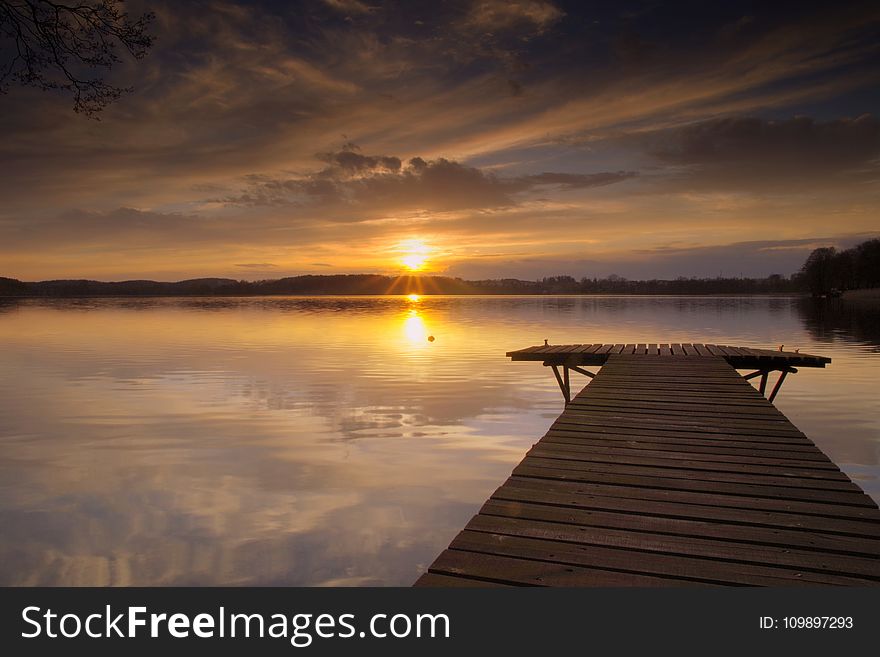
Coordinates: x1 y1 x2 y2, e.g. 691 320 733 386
796 297 880 349
402 311 429 346
0 295 877 585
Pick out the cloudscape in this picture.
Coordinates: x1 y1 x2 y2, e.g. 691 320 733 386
2 0 879 281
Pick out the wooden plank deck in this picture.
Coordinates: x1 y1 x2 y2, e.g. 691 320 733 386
506 342 831 369
415 349 880 587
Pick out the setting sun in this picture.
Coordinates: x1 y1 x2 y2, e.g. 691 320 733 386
399 239 432 272
402 254 427 271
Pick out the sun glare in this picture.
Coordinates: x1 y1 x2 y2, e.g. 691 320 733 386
407 293 421 302
403 311 428 344
402 254 427 271
399 238 431 271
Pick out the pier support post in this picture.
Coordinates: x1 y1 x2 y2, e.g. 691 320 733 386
741 367 798 402
768 368 796 402
545 358 598 404
550 365 570 404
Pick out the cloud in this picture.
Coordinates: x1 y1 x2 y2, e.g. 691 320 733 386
235 263 279 269
519 171 639 189
463 0 564 33
221 145 636 211
444 0 565 76
429 6 880 159
640 114 880 190
220 154 510 211
321 0 374 16
1 1 876 214
316 143 402 175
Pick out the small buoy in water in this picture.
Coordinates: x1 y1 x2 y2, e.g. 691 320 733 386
428 335 435 342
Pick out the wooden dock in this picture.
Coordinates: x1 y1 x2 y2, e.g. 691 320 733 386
415 344 880 586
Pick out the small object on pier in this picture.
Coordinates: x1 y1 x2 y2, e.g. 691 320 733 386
544 339 549 346
779 344 784 351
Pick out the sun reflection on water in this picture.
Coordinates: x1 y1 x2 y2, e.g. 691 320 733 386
402 310 428 345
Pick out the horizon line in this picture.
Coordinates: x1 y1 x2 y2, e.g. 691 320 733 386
2 272 801 285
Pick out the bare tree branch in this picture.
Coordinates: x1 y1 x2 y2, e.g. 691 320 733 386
0 0 155 117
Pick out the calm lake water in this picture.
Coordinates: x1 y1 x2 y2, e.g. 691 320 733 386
0 295 878 586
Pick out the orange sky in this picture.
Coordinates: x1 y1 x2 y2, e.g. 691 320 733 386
1 1 878 281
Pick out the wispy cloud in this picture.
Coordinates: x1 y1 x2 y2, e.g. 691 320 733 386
235 262 280 269
463 0 564 33
322 0 374 16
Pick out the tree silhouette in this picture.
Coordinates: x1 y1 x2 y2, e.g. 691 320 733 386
800 239 880 296
0 0 154 116
800 247 837 296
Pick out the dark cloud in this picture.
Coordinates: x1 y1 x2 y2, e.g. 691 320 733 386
641 114 880 190
221 154 510 210
222 146 635 211
316 143 402 176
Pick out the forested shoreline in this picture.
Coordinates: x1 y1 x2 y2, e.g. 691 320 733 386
2 239 877 297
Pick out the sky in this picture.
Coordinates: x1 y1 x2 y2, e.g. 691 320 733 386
1 0 879 281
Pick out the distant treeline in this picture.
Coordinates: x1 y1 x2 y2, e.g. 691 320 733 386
0 275 471 297
1 239 876 297
0 273 803 296
497 274 802 295
799 238 880 296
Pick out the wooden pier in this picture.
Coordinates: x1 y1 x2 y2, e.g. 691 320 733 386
415 344 880 586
